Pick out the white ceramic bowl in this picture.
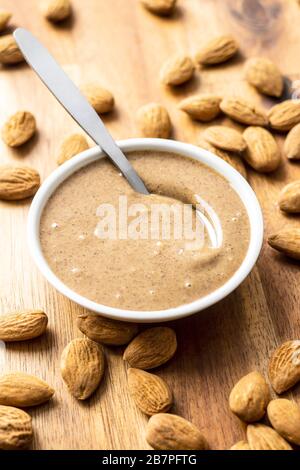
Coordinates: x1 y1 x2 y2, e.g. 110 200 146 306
28 138 263 323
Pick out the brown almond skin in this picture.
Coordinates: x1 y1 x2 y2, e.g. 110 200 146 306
0 405 33 450
0 166 40 201
199 139 247 180
268 340 300 393
0 310 48 342
123 327 177 370
242 127 281 173
0 11 12 32
146 413 209 450
268 100 300 131
195 35 238 65
127 368 173 416
284 123 300 160
0 373 54 407
57 134 89 165
230 440 251 450
160 54 194 86
141 0 176 16
136 103 171 138
247 424 292 450
278 181 300 213
2 111 36 147
81 83 114 114
267 399 300 446
220 97 268 126
203 126 246 152
179 94 222 122
77 314 138 346
0 34 24 64
244 57 283 98
268 228 300 261
43 0 72 22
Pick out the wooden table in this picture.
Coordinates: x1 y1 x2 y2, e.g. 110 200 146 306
0 0 299 450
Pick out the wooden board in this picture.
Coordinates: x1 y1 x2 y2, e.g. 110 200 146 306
0 0 299 450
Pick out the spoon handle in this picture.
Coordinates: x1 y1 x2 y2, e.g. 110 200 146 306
14 28 149 195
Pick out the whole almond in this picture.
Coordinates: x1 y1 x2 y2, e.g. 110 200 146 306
242 126 281 172
179 94 222 122
0 10 12 31
268 100 300 131
146 413 208 450
247 423 292 450
267 399 300 446
284 123 300 160
230 441 251 450
123 327 177 369
136 103 171 138
203 126 246 152
57 134 89 165
195 35 238 65
268 228 300 260
0 310 48 342
0 373 54 407
244 57 283 97
141 0 176 16
81 83 114 114
229 371 270 422
199 139 247 179
220 97 268 126
278 181 300 213
0 34 24 65
160 54 194 86
60 338 105 400
0 166 40 201
43 0 72 22
2 111 36 147
77 313 138 346
127 368 173 416
0 405 33 450
268 340 300 393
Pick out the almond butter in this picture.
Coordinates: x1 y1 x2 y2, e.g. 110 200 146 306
199 139 247 179
0 166 40 201
268 228 300 260
43 0 72 22
0 405 33 450
0 34 24 65
229 371 270 423
242 126 281 172
247 423 292 450
278 181 300 213
160 54 194 86
0 373 54 407
220 97 268 126
141 0 176 16
0 310 48 342
268 100 300 131
136 103 171 138
268 340 300 393
267 399 300 446
57 134 89 165
195 35 238 65
284 123 300 160
77 313 138 346
203 126 246 152
81 83 114 114
230 441 251 450
60 338 105 400
244 57 283 97
127 368 173 416
0 10 12 31
2 111 36 147
179 94 222 122
123 327 177 370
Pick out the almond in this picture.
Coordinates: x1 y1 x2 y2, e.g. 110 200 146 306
2 111 36 147
127 368 173 416
242 126 281 172
268 228 300 260
60 338 105 400
179 94 221 122
57 134 89 165
43 0 72 22
229 371 270 423
77 313 138 346
0 34 24 65
267 399 300 446
0 373 54 407
244 57 283 97
284 123 300 160
123 327 177 370
141 0 176 16
268 340 300 393
195 35 238 65
136 103 171 138
0 405 33 450
230 441 251 450
220 97 268 126
247 423 292 450
0 310 48 342
203 126 246 152
160 54 194 86
199 139 247 179
146 413 209 450
81 83 114 114
268 100 300 131
0 166 40 201
0 10 12 31
278 181 300 213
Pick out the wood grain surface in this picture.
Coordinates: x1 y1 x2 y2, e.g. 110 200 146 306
0 0 299 450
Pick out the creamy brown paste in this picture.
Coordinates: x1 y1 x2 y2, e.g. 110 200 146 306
40 151 250 311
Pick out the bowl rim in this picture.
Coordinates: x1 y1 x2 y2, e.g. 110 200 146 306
27 138 263 323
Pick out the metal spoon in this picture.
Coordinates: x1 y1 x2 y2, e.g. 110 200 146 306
13 28 149 195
